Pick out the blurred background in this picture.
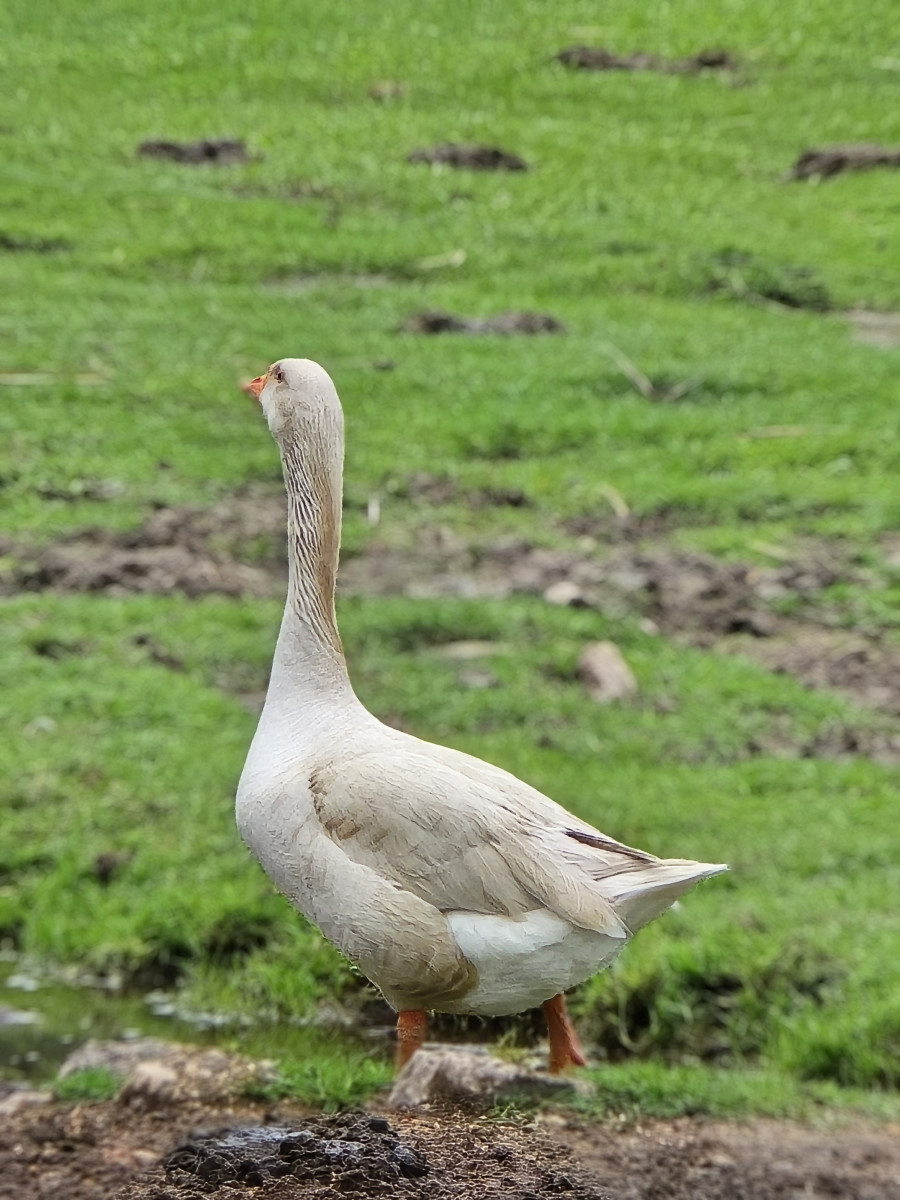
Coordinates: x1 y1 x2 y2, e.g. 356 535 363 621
2 0 899 1115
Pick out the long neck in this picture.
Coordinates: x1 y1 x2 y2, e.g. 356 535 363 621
268 408 353 706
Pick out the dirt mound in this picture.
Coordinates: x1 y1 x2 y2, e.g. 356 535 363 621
5 493 285 598
340 540 842 643
146 1112 604 1199
341 538 900 724
159 1117 430 1192
783 143 900 181
400 311 564 335
401 473 529 509
555 46 737 73
0 1099 606 1200
735 627 900 718
137 139 249 165
406 144 528 171
14 541 269 598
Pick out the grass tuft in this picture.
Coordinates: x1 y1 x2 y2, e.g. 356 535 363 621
54 1068 121 1104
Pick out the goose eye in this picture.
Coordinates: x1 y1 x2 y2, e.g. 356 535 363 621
269 364 286 384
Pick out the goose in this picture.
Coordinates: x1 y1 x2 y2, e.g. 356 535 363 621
236 358 726 1072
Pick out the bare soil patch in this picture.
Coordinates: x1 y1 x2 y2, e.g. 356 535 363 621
846 310 900 348
0 1098 607 1200
783 143 900 181
729 627 900 719
557 1115 900 1200
339 537 900 731
137 139 250 165
0 233 70 253
555 46 738 73
3 492 286 599
3 1096 898 1200
8 493 900 724
401 473 530 509
400 311 564 335
339 539 843 644
406 144 528 172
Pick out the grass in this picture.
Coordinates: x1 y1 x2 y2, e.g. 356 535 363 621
54 1067 121 1104
574 1062 900 1123
2 0 900 1114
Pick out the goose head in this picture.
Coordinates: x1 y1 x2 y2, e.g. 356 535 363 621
243 358 342 444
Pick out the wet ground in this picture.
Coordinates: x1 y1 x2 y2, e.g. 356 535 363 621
2 1095 898 1200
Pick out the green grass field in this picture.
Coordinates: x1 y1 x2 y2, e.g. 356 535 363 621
2 0 900 1115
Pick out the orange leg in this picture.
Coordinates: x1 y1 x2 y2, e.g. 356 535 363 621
542 992 587 1073
395 1009 428 1070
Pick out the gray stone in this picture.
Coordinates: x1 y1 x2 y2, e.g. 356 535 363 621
387 1045 577 1109
577 642 638 704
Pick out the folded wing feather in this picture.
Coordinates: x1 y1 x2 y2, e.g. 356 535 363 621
308 742 698 940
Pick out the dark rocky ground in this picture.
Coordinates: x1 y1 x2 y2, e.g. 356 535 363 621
2 1095 899 1200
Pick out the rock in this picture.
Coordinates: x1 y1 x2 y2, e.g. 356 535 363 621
577 642 638 704
458 668 499 690
118 1061 180 1107
387 1045 577 1108
58 1037 275 1104
368 79 405 102
544 580 589 607
436 640 509 660
0 1003 43 1026
0 1088 53 1117
58 1037 172 1079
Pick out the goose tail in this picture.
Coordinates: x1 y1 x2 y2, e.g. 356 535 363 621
603 860 727 933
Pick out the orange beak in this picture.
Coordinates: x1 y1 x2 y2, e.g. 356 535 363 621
242 372 268 401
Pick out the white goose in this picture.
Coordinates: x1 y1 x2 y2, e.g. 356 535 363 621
236 359 726 1071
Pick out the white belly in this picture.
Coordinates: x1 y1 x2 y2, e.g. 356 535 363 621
442 910 627 1016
